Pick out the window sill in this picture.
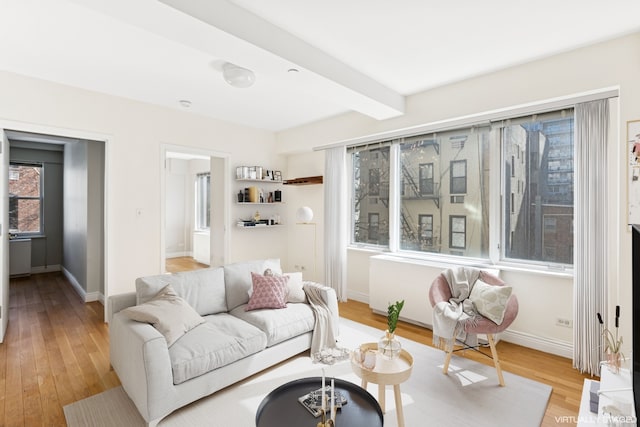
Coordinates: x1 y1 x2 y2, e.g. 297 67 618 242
358 251 574 279
10 234 46 240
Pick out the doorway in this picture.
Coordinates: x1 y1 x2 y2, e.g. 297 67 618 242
161 145 228 273
0 127 106 342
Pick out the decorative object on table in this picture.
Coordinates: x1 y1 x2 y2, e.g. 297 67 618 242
297 385 346 418
597 306 624 373
312 347 351 365
353 345 377 370
378 300 404 359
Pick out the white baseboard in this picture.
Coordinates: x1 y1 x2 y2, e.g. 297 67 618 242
500 329 573 359
61 266 104 304
354 291 573 359
347 290 369 304
31 264 61 274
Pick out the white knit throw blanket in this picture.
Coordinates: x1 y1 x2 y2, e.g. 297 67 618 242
303 283 339 357
432 267 481 351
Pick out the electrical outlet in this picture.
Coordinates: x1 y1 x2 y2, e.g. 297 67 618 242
556 318 572 328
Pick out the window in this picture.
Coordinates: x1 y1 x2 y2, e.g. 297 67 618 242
450 160 467 194
349 105 580 268
419 163 434 195
369 168 380 196
9 163 43 235
351 144 390 246
368 213 380 242
418 214 433 248
502 109 574 265
398 128 489 257
450 215 466 249
195 173 210 230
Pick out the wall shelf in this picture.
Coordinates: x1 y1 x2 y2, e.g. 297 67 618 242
237 178 283 184
236 202 284 205
283 176 323 185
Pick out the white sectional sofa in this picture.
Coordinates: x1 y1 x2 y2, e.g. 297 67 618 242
108 259 339 427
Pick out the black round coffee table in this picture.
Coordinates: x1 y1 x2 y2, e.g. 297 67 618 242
256 377 383 427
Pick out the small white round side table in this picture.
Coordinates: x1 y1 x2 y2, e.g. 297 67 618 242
351 342 413 427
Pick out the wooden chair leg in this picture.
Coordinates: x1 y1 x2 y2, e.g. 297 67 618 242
487 334 505 386
443 346 454 374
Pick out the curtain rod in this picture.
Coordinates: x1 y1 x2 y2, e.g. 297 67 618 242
313 87 619 151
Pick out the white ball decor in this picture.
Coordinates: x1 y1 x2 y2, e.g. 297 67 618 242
296 206 314 223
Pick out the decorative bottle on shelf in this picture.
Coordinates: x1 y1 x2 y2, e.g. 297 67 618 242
254 211 261 221
237 190 244 202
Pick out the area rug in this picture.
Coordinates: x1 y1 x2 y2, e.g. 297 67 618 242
64 318 551 427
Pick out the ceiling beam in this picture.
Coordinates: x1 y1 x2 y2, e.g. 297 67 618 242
158 0 405 120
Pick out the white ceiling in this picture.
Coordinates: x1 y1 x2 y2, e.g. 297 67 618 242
1 0 639 132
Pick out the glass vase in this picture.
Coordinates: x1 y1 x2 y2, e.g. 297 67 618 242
606 351 622 374
378 330 401 360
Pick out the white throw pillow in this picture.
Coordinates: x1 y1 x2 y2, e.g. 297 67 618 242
122 284 205 346
283 272 306 303
469 279 512 325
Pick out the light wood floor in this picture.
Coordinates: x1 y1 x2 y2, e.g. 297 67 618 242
0 268 594 426
165 256 209 273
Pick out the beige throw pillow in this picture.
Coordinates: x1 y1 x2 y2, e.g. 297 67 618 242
122 284 205 346
469 279 513 325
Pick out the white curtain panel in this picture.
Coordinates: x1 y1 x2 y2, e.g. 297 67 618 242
573 99 609 375
324 146 348 301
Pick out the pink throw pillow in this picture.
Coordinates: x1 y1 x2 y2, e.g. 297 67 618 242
246 272 289 311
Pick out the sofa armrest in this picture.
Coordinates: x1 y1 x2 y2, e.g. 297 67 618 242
303 281 340 337
107 291 136 323
110 312 177 423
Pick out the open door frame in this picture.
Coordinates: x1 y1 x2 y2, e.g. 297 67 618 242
0 129 8 342
160 144 230 272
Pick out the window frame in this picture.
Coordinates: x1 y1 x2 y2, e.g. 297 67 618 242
195 172 211 231
449 215 466 250
346 90 616 274
449 160 467 194
9 162 44 237
418 163 434 195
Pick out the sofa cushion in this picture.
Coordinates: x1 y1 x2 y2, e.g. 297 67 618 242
469 278 513 325
230 303 315 347
258 270 306 303
284 272 306 303
169 313 268 385
122 284 205 346
246 272 289 311
136 267 227 316
224 259 282 310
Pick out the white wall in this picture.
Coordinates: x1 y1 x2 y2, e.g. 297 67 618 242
62 140 88 292
165 158 190 257
278 32 640 356
285 151 325 281
86 141 105 296
0 70 285 301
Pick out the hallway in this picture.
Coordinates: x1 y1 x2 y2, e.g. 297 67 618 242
0 273 118 425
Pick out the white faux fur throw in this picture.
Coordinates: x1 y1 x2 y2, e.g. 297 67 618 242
432 267 481 351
